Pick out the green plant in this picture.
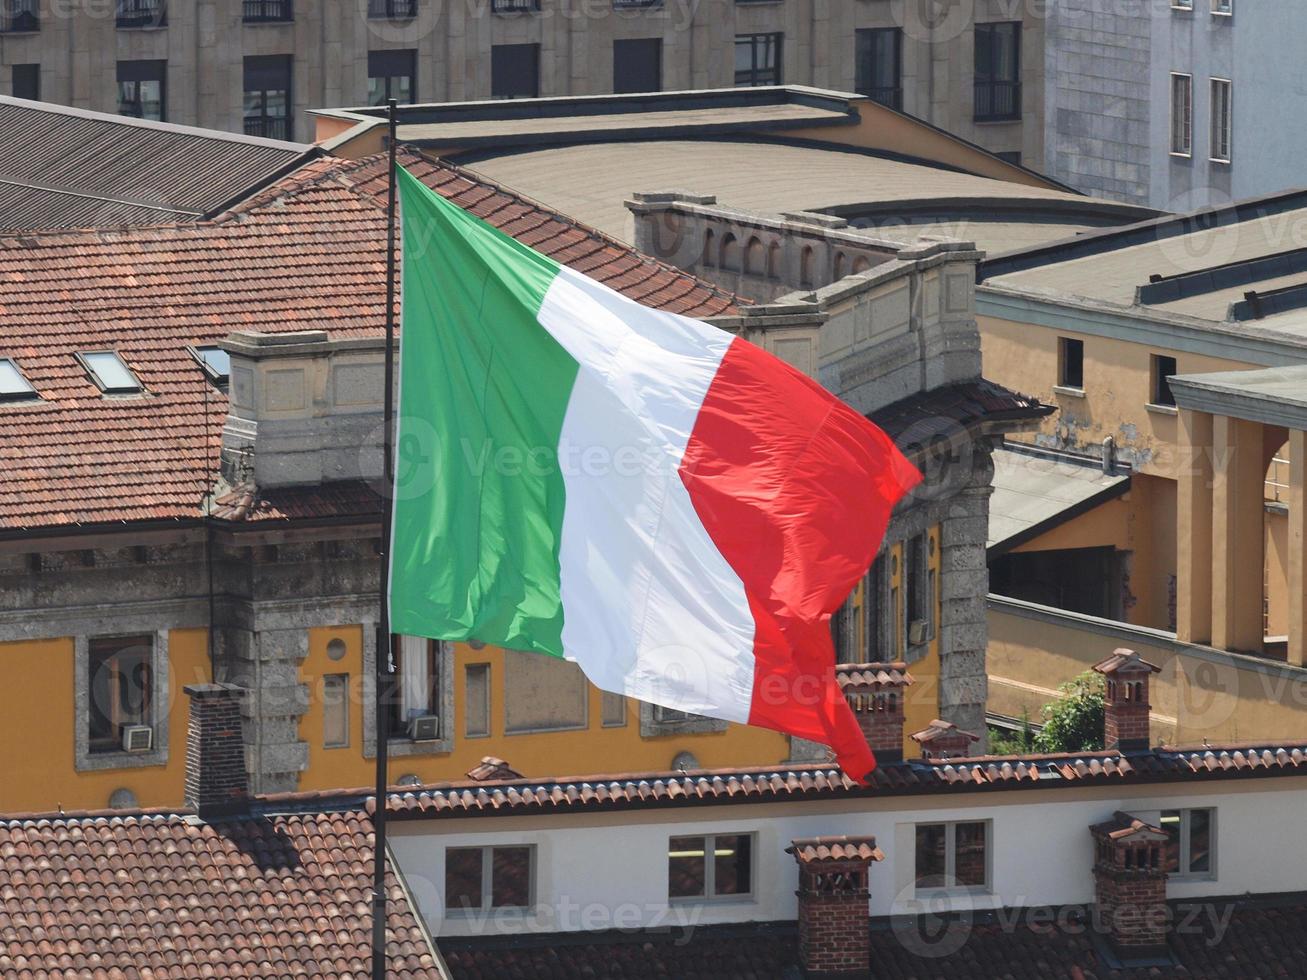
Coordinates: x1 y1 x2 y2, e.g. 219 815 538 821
988 707 1035 755
1033 671 1105 753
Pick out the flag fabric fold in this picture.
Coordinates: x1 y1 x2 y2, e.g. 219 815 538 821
389 166 921 780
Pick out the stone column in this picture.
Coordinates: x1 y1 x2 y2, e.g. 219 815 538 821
1176 409 1214 645
1289 429 1307 665
1212 415 1265 654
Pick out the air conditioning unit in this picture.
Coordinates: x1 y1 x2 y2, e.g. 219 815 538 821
408 715 441 742
908 620 930 646
122 725 153 753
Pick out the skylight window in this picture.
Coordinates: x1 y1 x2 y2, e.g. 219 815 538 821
0 358 37 402
190 345 231 385
78 351 142 394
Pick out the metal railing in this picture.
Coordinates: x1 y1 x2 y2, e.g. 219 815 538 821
0 0 38 32
243 115 291 141
974 80 1021 122
116 0 166 28
243 0 292 21
367 0 416 17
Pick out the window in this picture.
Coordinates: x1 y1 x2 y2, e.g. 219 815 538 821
189 345 230 385
116 0 166 28
668 834 753 900
1210 78 1232 162
117 60 166 121
391 634 438 735
994 150 1022 166
244 54 293 140
1211 0 1230 11
1170 72 1193 156
905 533 933 649
491 43 539 99
974 22 1021 121
445 846 533 912
12 64 39 99
735 33 782 87
613 38 662 94
601 689 627 727
1160 808 1215 877
0 358 37 401
1058 337 1084 389
368 49 416 105
855 28 902 110
243 0 292 21
492 0 539 9
323 673 350 748
368 0 415 17
78 351 143 394
1151 354 1178 407
465 663 490 737
88 636 153 754
504 650 587 732
834 556 884 662
914 821 989 892
1172 0 1193 8
1 1 38 33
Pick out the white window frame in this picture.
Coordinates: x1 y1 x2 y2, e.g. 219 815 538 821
443 844 536 914
1211 0 1232 15
913 820 992 897
1210 77 1232 163
1159 807 1217 880
667 832 757 903
1171 0 1193 9
1170 72 1193 157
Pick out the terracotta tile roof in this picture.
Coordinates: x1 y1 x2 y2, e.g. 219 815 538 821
465 756 524 781
0 149 741 534
835 662 913 689
1093 648 1162 675
910 719 982 745
0 803 443 979
787 835 884 864
1089 810 1167 842
869 378 1053 450
384 742 1307 820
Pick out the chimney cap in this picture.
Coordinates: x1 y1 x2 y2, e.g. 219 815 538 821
464 756 523 782
910 719 981 745
183 682 247 701
787 835 884 865
836 662 913 690
1090 810 1168 842
1093 649 1161 676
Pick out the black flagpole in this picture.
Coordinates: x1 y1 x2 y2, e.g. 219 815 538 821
372 96 400 980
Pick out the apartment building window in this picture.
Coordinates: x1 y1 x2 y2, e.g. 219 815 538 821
368 0 416 17
389 635 439 737
735 33 782 87
974 22 1021 121
855 28 902 110
904 533 935 650
368 49 416 105
1172 0 1193 8
995 150 1022 166
1160 808 1215 877
116 0 166 28
88 636 154 754
835 557 885 662
445 846 533 911
243 0 292 22
1151 354 1178 407
613 38 662 94
244 55 293 140
11 64 39 100
1210 78 1232 162
1 1 38 33
323 673 350 748
1211 0 1231 13
1058 337 1084 389
915 821 990 893
1170 72 1193 156
668 834 753 900
491 0 540 10
117 61 166 122
464 663 490 737
491 43 539 99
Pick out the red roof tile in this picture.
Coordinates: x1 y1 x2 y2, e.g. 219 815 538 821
788 835 884 864
0 149 741 533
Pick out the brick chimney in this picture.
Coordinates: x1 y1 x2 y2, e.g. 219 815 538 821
1089 811 1170 956
837 663 912 763
787 835 883 977
1093 649 1161 752
910 719 980 760
183 683 250 818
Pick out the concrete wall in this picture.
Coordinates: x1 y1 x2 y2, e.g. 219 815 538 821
390 773 1307 936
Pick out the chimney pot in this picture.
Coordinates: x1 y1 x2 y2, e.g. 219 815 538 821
837 662 913 763
788 835 882 976
183 683 250 819
1092 649 1161 752
910 719 981 760
1089 811 1170 955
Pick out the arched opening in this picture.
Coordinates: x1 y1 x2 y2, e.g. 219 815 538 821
833 251 847 279
701 229 716 268
767 241 781 279
851 255 872 274
744 236 765 276
720 233 741 272
800 246 815 288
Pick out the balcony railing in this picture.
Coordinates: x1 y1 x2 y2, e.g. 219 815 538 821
492 0 540 10
0 0 38 32
367 0 416 17
116 0 166 28
974 80 1021 122
244 115 291 141
243 0 292 22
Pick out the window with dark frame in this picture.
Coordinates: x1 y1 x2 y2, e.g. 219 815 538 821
994 150 1022 166
855 28 902 110
0 358 37 402
116 0 166 28
390 634 439 734
491 43 540 99
1151 354 1178 406
243 0 292 22
613 37 662 94
11 64 39 99
117 60 166 121
1058 337 1084 389
833 556 884 663
368 0 416 16
88 636 153 754
668 834 753 900
1 1 38 34
905 533 933 648
734 33 782 87
79 351 142 394
368 49 416 105
189 345 230 386
444 846 532 911
1160 808 1215 876
491 0 539 10
914 821 989 891
1170 72 1193 156
244 54 293 140
974 22 1021 121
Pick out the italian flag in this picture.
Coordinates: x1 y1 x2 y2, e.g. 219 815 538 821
389 167 921 779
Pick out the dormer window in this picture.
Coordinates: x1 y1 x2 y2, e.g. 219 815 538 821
77 351 142 394
189 345 230 386
0 358 38 402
